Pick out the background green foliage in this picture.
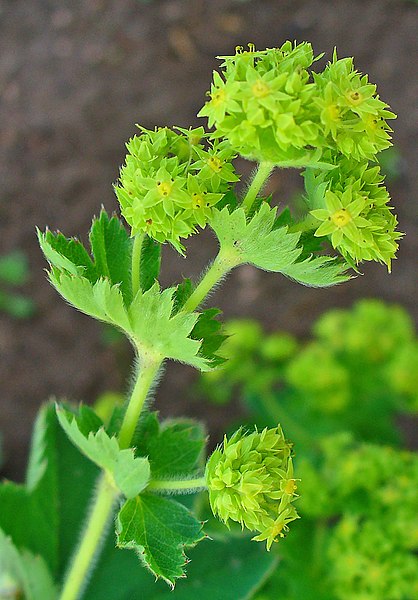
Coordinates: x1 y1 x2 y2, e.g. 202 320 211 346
199 299 418 600
0 251 35 319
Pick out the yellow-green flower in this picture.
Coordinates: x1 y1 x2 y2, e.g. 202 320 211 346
198 42 396 168
206 426 299 549
306 155 401 269
311 189 369 249
198 41 322 166
313 53 396 160
115 126 237 252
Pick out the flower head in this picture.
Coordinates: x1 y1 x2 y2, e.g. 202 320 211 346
313 53 396 161
307 155 402 269
206 426 299 549
198 42 321 165
198 43 396 169
115 126 237 252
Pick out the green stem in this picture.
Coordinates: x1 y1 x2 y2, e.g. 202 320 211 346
59 358 160 600
60 211 242 598
118 357 162 449
241 161 274 213
182 249 240 313
59 475 118 600
131 233 144 298
147 476 207 492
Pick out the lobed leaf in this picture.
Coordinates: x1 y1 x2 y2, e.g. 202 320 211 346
210 203 350 287
190 308 227 367
116 495 205 587
128 284 209 369
57 406 150 498
49 270 132 333
0 404 99 577
89 210 133 302
134 413 206 480
0 529 57 600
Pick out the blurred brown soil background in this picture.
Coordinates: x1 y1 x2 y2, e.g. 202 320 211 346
0 0 417 479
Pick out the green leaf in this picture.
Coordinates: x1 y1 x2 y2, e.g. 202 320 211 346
140 236 161 292
128 284 209 369
0 529 57 600
134 414 206 479
211 204 301 271
89 210 133 302
57 405 150 498
190 308 227 367
38 230 87 277
49 270 132 332
39 211 133 302
280 255 349 287
172 279 193 314
0 404 99 577
86 527 277 600
57 406 120 472
116 495 205 587
0 482 58 574
114 454 151 500
210 204 350 287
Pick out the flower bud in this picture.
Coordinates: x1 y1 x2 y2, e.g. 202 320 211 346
206 426 299 549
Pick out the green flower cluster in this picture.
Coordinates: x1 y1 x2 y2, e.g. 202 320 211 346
285 342 349 413
198 42 395 166
115 126 237 251
329 516 418 600
306 156 401 268
313 53 396 161
199 319 297 404
205 426 299 550
314 299 418 412
314 299 414 364
200 300 418 440
299 434 418 600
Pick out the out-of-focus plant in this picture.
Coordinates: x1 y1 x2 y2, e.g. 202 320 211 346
199 299 418 600
0 251 35 319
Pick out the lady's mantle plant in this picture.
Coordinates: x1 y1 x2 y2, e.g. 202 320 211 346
0 42 400 600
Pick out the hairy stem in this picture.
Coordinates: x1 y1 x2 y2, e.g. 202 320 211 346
59 475 118 600
147 476 207 492
131 233 144 298
241 161 274 213
59 357 160 600
60 229 237 598
182 249 240 313
118 357 162 449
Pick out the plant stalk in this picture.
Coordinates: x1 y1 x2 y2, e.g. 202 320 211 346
182 250 240 313
241 161 273 213
60 221 241 598
147 476 207 492
59 475 118 600
118 357 162 449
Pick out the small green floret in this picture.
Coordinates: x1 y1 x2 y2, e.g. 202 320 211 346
115 126 237 251
206 426 299 549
